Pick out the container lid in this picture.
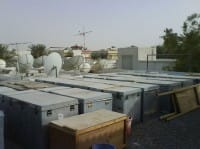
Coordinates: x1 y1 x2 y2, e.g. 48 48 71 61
110 76 181 86
0 80 56 90
39 86 70 92
120 71 200 80
6 90 78 111
50 109 127 134
82 78 159 91
0 86 16 93
103 86 141 95
50 88 112 102
0 89 35 97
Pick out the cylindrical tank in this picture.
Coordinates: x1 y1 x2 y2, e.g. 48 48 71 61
80 63 91 73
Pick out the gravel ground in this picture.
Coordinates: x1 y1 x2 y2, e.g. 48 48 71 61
6 110 200 149
127 109 200 149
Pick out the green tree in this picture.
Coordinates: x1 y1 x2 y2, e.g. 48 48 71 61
157 28 180 59
29 44 48 59
91 50 108 60
158 13 200 72
0 44 16 59
91 51 101 60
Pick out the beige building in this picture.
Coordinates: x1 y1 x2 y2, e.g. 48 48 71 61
106 47 118 60
81 50 92 60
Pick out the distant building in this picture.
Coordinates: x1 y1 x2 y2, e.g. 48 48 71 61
47 47 65 57
70 44 83 56
106 47 118 60
118 45 175 71
82 50 92 60
138 47 156 61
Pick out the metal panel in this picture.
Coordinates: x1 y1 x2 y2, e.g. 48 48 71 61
4 90 78 149
48 88 112 114
0 111 4 149
122 55 133 69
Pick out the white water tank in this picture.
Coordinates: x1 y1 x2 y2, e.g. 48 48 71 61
0 59 6 69
80 63 91 73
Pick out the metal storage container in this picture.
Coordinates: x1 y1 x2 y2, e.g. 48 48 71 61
48 88 112 114
49 109 127 149
36 78 142 121
78 78 160 115
0 111 4 149
84 74 182 113
5 90 79 149
119 71 200 84
117 72 194 87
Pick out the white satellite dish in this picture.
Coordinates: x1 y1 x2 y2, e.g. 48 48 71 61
33 55 47 68
0 59 6 69
80 63 91 73
62 55 84 71
18 53 34 73
44 52 62 77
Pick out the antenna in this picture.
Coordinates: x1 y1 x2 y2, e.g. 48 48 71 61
75 27 92 50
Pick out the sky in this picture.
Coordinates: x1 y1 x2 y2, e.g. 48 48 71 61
0 0 200 50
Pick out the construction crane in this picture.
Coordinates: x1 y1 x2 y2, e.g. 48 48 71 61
75 28 92 50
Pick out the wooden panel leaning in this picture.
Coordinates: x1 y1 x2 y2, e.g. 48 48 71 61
49 109 128 149
158 84 200 121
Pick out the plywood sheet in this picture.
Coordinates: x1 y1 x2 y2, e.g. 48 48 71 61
175 89 198 112
51 109 127 133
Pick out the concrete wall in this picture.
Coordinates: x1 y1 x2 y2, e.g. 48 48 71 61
118 46 138 69
138 47 156 61
117 46 176 71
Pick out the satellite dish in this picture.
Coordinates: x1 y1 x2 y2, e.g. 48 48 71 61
0 59 6 69
62 55 84 71
18 53 34 73
80 62 91 73
44 52 62 77
33 56 47 68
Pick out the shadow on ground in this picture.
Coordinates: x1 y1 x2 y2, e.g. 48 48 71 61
127 109 200 149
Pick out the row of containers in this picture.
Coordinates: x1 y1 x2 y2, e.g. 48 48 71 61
0 71 199 149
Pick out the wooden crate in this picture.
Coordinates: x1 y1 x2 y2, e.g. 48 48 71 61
49 109 127 149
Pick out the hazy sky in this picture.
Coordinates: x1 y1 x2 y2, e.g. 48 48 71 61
0 0 200 50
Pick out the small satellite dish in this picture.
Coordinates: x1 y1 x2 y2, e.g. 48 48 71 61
63 55 84 71
80 63 91 73
44 52 62 77
18 53 34 73
0 59 6 69
33 55 47 68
